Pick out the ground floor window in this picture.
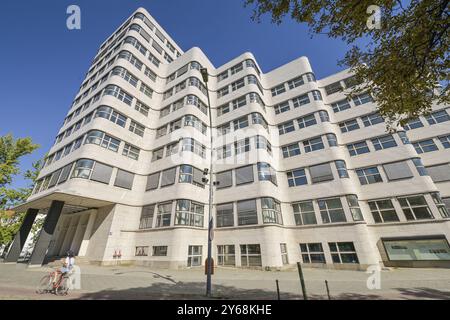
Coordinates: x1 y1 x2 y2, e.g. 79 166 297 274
382 238 450 261
217 245 235 266
135 246 149 256
240 244 262 267
280 243 289 265
329 242 359 264
300 243 326 263
152 246 168 256
187 245 202 267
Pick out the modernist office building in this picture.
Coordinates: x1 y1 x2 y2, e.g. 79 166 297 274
6 8 450 269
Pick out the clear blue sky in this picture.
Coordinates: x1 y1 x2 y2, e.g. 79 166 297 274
0 0 351 190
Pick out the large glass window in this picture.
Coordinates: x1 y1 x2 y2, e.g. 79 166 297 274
156 202 172 227
95 106 127 127
347 141 370 156
187 245 202 267
398 195 433 220
282 143 301 158
368 199 399 223
216 203 234 228
300 243 326 263
303 137 324 153
237 199 258 225
71 159 94 179
356 167 383 185
235 165 254 185
257 162 277 185
413 139 439 153
85 130 120 152
261 197 283 224
217 245 235 266
293 201 317 225
114 169 134 190
329 242 359 263
371 135 397 150
139 204 155 229
309 163 334 183
240 244 262 267
175 200 204 227
287 169 307 187
319 198 347 223
383 238 450 261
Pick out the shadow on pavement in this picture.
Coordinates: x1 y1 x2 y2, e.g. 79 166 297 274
394 287 450 300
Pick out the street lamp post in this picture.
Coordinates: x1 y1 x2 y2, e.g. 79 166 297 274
200 67 214 297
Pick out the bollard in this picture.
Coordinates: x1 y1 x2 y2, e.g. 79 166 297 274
275 279 280 300
297 262 307 300
325 280 331 300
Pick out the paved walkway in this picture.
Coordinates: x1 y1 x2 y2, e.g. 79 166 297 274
0 262 449 300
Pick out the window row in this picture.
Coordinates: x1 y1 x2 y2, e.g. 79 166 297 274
217 112 269 136
156 114 207 138
163 76 207 100
278 110 330 135
330 92 373 113
160 94 208 117
145 164 206 191
216 135 272 160
217 74 264 98
346 132 410 157
403 108 450 130
217 92 265 117
152 138 206 161
166 61 202 84
270 72 316 97
217 59 261 83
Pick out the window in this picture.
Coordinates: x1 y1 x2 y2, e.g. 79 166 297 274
303 137 324 153
230 62 243 75
231 79 245 91
146 172 160 191
233 116 249 131
292 94 310 108
383 238 450 261
135 246 149 256
184 115 206 134
372 135 397 150
324 82 343 95
278 121 295 135
288 76 304 89
319 110 330 122
129 121 145 137
217 123 231 136
235 165 254 185
297 114 317 128
403 118 424 130
122 143 140 160
335 160 349 178
329 242 359 263
300 243 325 263
156 202 172 227
331 99 351 113
217 86 229 98
309 163 334 183
412 158 428 176
261 198 282 224
274 101 290 114
90 162 113 184
282 143 300 158
181 138 205 158
280 244 289 265
431 193 450 218
356 167 383 185
237 199 258 225
175 199 204 227
103 85 133 106
178 165 195 184
216 170 233 189
383 161 413 181
187 245 202 267
216 144 232 160
85 130 120 152
361 113 384 127
240 244 262 267
235 138 250 155
114 169 134 189
305 73 316 82
426 163 450 182
156 126 167 138
152 246 168 256
352 92 373 106
346 195 364 221
58 164 73 184
347 141 370 156
257 162 277 185
319 198 347 223
326 133 338 147
339 119 360 133
161 167 177 187
95 106 127 127
217 71 228 82
112 67 138 86
271 84 286 96
293 201 317 225
398 195 433 220
439 135 450 148
311 90 322 101
255 136 272 154
135 101 150 116
425 110 450 125
152 148 164 162
139 205 155 229
232 96 247 109
287 168 307 187
217 103 230 116
368 199 399 223
140 83 153 98
413 139 438 153
216 203 234 227
71 159 94 179
217 245 235 266
398 131 411 145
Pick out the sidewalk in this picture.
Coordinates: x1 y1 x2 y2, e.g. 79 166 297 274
0 262 449 300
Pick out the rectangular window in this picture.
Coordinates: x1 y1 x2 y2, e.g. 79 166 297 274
216 203 234 227
329 242 359 263
319 198 347 223
156 202 172 227
425 110 450 125
287 168 307 187
383 238 450 261
398 195 433 220
356 167 383 185
235 165 254 185
152 246 168 256
231 78 245 91
287 76 304 89
135 101 150 116
216 170 233 189
300 243 325 263
413 139 439 153
234 138 250 155
331 99 351 113
271 84 286 96
292 94 310 108
347 141 370 156
371 135 397 150
114 169 134 190
274 101 290 115
261 197 283 224
346 195 364 221
175 199 204 227
146 172 160 190
278 121 295 135
230 62 243 75
233 116 249 131
139 204 155 229
122 143 140 160
403 118 424 130
217 245 235 266
309 163 334 183
240 244 262 267
339 119 360 133
90 162 113 184
297 114 317 128
160 167 177 187
425 163 450 183
383 161 413 181
293 201 317 225
431 193 450 218
135 246 149 256
368 199 399 223
257 162 277 185
324 81 343 95
237 199 258 225
280 243 289 265
187 245 202 267
152 148 164 162
353 92 373 106
282 143 301 158
361 113 384 127
439 135 450 149
303 137 324 153
232 96 247 109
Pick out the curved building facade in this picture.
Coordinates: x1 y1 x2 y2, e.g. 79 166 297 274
9 8 450 269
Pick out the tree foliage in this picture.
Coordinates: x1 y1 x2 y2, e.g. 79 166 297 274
244 0 449 125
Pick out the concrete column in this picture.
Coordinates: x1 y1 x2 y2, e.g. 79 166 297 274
4 208 39 263
29 201 64 267
60 216 79 255
77 210 97 257
70 214 88 255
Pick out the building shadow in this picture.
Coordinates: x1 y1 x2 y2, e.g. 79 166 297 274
394 287 450 300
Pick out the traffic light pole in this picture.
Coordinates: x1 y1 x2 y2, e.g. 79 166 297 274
201 68 214 297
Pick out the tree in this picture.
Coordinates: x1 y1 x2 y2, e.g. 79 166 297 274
0 134 40 247
244 0 449 126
